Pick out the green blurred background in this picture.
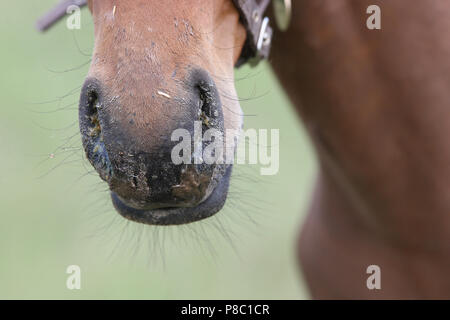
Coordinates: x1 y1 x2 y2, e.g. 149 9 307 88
0 1 316 299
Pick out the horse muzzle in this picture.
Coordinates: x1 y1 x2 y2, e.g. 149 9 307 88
78 70 231 225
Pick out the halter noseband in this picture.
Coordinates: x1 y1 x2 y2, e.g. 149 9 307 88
36 0 291 67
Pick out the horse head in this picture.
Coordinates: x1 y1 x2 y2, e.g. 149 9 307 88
77 0 249 225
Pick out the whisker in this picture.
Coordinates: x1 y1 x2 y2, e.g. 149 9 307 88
71 30 92 57
27 85 82 105
32 119 78 132
45 59 91 74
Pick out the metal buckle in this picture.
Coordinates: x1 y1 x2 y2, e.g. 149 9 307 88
257 17 271 53
248 16 272 67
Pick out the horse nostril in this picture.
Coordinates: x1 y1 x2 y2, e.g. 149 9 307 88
86 91 101 138
79 78 112 182
197 81 220 131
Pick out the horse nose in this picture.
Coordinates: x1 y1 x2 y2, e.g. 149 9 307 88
78 74 225 211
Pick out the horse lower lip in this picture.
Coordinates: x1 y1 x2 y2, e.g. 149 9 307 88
112 194 197 211
110 165 232 226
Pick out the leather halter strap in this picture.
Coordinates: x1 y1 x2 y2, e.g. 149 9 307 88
232 0 273 67
36 0 274 66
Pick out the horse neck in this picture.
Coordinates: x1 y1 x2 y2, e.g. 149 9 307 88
269 1 450 248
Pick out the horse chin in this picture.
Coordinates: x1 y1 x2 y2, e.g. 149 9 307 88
110 165 232 225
